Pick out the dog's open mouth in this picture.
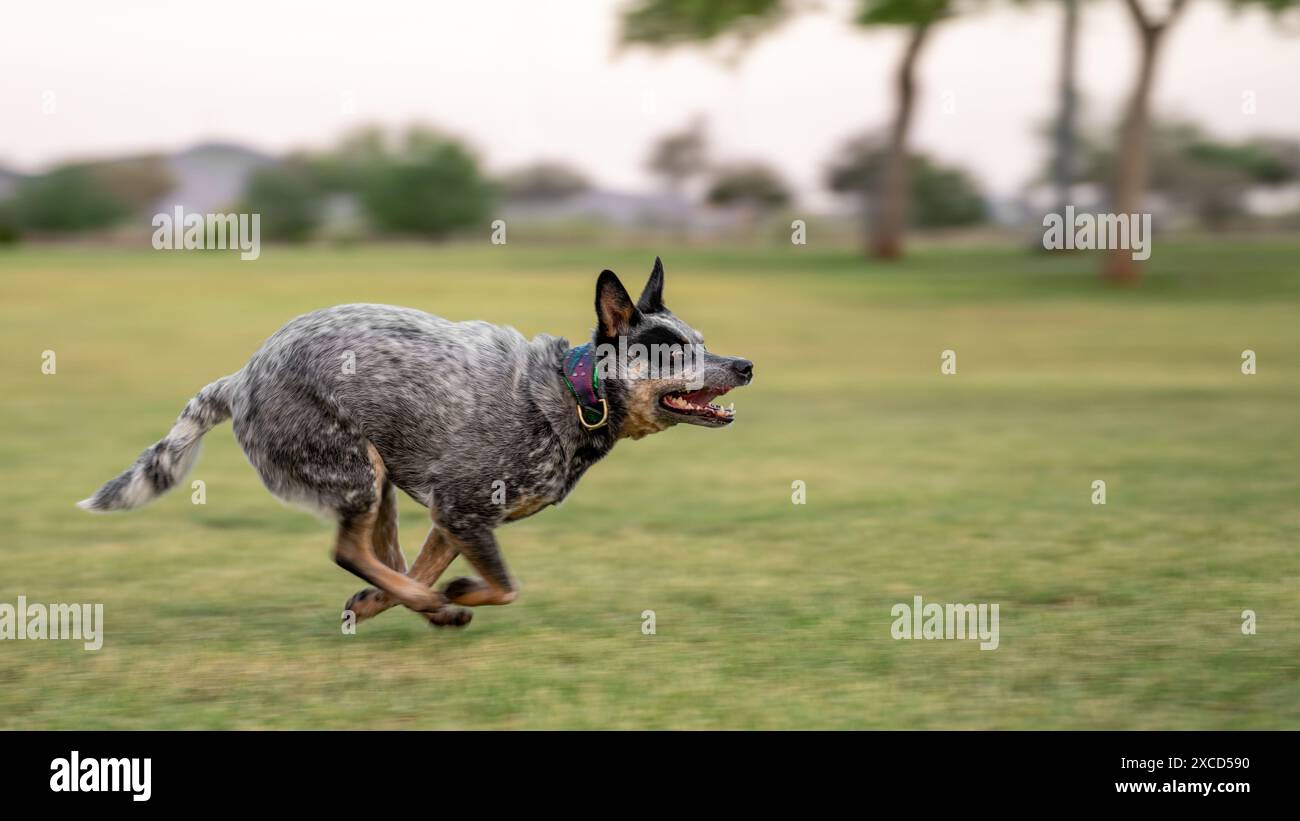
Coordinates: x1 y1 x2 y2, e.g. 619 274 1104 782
659 386 735 424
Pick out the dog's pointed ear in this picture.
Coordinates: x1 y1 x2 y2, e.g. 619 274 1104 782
595 269 640 338
637 256 666 314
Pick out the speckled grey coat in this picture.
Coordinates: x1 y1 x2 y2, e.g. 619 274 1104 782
78 260 753 626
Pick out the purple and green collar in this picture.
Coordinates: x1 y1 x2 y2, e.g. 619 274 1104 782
559 343 609 430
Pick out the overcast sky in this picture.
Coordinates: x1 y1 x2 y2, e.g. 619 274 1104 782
2 0 1297 202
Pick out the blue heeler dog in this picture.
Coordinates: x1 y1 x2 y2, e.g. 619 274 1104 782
78 258 753 628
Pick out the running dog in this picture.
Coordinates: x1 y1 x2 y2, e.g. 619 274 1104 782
79 258 753 628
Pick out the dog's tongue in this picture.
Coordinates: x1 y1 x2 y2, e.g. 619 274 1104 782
680 388 719 404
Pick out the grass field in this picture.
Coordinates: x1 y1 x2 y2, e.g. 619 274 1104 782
2 239 1298 729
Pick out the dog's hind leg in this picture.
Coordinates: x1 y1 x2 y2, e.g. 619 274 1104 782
344 523 461 625
372 480 406 573
335 512 472 628
342 478 412 623
334 448 470 627
441 529 519 607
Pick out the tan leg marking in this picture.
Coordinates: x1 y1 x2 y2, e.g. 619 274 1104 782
372 479 407 573
345 524 459 622
441 531 519 607
334 447 446 619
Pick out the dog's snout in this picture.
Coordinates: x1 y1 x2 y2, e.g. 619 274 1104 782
731 358 754 384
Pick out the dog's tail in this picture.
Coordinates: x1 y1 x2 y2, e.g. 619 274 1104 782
78 374 238 513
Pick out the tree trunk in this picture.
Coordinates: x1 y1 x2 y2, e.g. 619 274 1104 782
1104 0 1187 283
1053 0 1080 216
870 22 932 260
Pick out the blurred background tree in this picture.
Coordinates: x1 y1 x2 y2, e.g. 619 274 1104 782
351 127 495 239
8 156 172 235
646 116 710 236
706 161 792 237
14 164 131 233
1008 0 1091 219
1070 118 1299 230
0 1 1294 260
621 0 791 48
1104 0 1298 280
854 0 955 258
501 161 590 202
646 116 710 201
243 157 324 242
1104 0 1191 281
92 157 175 216
1040 0 1084 217
706 162 791 210
283 126 496 241
827 134 987 228
1057 0 1082 217
622 0 959 261
311 127 389 195
240 126 498 242
0 200 20 245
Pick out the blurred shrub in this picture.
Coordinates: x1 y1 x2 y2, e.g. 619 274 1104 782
0 201 19 244
15 165 130 232
244 158 323 242
501 161 589 202
1072 119 1300 230
92 156 174 214
240 126 495 242
910 158 987 228
647 117 709 196
706 162 791 210
11 157 174 235
336 126 495 238
826 133 987 228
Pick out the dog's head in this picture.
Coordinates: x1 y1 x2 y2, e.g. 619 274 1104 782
592 257 753 439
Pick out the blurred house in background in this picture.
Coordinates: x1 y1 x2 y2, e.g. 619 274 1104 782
154 143 274 216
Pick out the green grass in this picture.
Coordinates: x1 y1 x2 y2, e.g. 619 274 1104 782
2 239 1298 728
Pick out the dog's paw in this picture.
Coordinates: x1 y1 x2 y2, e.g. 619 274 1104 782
344 587 390 623
442 576 488 602
425 606 473 628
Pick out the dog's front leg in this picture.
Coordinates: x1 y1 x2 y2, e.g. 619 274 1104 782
440 528 519 607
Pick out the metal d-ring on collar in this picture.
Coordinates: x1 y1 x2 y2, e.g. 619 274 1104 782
559 343 609 430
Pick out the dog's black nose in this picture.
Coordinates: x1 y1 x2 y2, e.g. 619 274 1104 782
732 359 754 383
